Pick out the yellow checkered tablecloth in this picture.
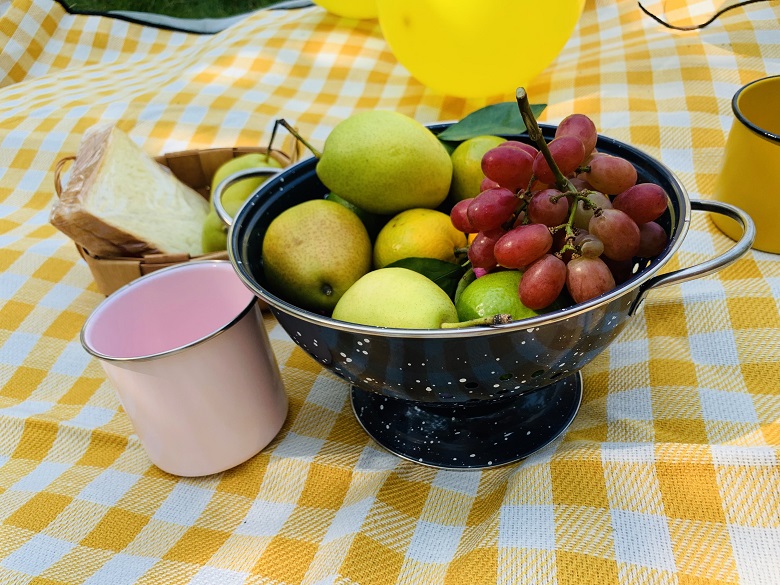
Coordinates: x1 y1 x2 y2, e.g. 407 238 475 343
1 0 779 583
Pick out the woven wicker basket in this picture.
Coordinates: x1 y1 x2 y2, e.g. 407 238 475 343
54 143 298 296
54 140 299 296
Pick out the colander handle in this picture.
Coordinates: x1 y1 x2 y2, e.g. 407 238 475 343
212 167 283 227
629 199 756 315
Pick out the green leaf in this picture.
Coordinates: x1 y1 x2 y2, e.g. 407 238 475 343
439 140 457 155
385 258 466 299
454 267 477 305
437 102 547 142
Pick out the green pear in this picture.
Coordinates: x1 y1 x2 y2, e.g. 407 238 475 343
202 153 285 253
316 110 452 215
332 267 459 329
211 153 283 217
202 209 229 253
262 199 372 312
449 135 505 201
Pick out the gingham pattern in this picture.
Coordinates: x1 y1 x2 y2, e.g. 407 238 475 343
1 0 779 583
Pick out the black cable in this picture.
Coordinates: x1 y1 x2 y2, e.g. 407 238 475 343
638 0 776 31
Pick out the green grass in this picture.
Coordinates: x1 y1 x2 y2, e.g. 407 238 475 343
62 0 284 19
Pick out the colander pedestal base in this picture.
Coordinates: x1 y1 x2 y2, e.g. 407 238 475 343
350 372 583 469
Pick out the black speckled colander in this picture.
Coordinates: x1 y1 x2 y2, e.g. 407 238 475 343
216 124 754 469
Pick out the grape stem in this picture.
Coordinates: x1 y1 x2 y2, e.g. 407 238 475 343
515 87 599 258
515 88 578 195
505 194 531 229
576 191 601 210
454 246 470 263
440 314 514 329
558 196 581 256
276 118 322 159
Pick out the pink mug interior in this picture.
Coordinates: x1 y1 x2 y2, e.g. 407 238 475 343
82 261 256 359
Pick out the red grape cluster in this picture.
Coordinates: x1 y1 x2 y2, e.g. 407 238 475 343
450 113 670 310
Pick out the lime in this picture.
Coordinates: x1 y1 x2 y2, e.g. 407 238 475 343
455 270 539 322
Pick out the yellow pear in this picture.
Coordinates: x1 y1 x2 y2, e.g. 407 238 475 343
211 153 283 216
202 153 284 252
201 210 229 253
449 135 505 201
325 191 389 242
262 199 372 312
316 110 452 215
332 267 458 329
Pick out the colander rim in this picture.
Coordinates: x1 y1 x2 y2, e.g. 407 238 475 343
228 123 691 339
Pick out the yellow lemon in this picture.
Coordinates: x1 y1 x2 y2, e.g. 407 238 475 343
373 208 467 269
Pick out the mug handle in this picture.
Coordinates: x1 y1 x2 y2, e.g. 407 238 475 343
212 167 283 228
628 199 756 315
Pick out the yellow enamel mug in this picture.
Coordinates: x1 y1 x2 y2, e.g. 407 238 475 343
712 75 780 253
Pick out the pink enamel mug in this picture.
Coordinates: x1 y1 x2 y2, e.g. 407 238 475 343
81 260 288 477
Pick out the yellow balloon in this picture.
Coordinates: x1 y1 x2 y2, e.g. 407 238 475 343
312 0 379 19
376 0 585 98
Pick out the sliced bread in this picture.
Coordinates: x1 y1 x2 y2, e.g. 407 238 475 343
51 124 210 258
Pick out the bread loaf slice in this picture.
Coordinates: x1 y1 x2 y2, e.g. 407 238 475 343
51 125 210 258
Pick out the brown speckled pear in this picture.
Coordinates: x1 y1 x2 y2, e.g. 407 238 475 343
262 199 372 312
